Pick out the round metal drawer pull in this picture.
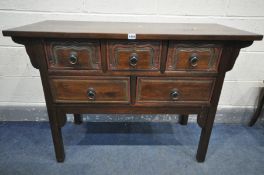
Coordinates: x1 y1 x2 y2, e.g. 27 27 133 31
69 53 78 65
189 56 199 67
129 53 138 67
170 89 180 100
87 88 96 100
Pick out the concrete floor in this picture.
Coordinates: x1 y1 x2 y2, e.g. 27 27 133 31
0 121 263 175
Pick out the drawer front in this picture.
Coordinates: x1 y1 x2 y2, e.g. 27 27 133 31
45 40 101 70
136 77 215 104
50 77 130 103
107 40 161 71
166 43 222 72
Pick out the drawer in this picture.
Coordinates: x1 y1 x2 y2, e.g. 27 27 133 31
166 43 222 72
45 40 101 70
107 40 161 71
50 77 130 103
136 77 215 104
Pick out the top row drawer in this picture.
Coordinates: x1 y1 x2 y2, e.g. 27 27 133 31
107 40 161 71
45 40 222 72
45 40 102 70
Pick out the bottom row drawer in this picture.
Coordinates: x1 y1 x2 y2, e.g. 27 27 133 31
50 76 215 104
136 77 214 104
50 77 130 103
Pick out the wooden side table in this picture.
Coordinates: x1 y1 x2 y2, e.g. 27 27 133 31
2 21 262 162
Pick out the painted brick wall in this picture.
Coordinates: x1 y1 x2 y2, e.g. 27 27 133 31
0 0 263 110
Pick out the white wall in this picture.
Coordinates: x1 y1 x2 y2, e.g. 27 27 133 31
0 0 263 109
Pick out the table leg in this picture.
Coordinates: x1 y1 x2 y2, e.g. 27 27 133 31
37 51 66 162
196 110 214 162
74 114 83 124
179 114 188 125
249 87 264 126
48 109 65 162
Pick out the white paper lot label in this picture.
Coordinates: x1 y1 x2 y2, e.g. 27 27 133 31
128 33 136 39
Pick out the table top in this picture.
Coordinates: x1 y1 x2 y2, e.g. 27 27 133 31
2 20 263 41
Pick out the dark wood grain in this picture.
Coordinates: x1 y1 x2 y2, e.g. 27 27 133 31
49 76 130 103
44 39 101 70
160 41 169 73
130 76 137 105
100 40 108 73
48 69 219 77
136 77 215 104
3 21 262 163
166 43 222 72
19 38 66 162
195 43 244 162
107 40 161 71
3 21 263 40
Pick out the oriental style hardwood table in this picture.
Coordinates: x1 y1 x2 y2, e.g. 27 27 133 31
2 21 262 162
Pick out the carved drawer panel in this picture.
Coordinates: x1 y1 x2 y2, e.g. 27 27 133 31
50 76 130 103
45 40 101 69
136 77 215 104
107 40 161 71
166 43 222 72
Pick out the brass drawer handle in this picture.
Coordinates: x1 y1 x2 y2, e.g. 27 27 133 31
170 89 180 100
87 88 96 100
69 52 78 65
189 55 199 67
129 53 138 67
